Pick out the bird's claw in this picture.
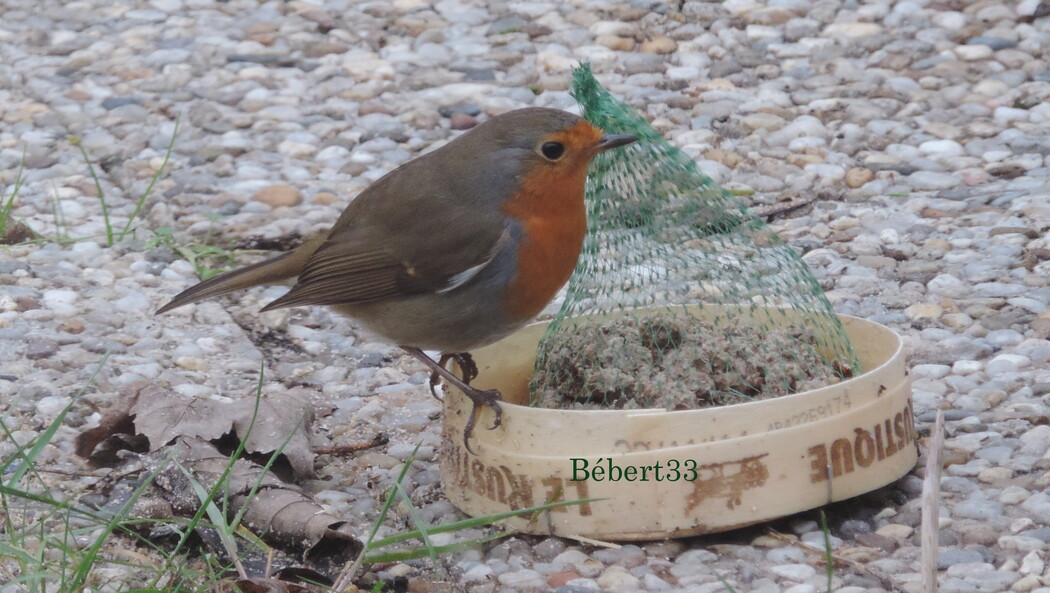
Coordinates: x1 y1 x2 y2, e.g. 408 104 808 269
462 388 503 455
400 346 496 455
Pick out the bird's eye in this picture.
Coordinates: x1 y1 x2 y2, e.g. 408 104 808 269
540 142 565 160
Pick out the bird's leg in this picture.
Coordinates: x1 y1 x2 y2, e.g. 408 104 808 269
428 354 453 401
402 346 502 454
427 352 479 400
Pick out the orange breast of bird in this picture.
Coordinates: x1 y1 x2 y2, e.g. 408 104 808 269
500 120 602 320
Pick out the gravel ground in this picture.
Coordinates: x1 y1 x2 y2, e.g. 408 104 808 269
3 0 1050 591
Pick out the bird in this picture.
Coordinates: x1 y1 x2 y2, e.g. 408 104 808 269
157 107 636 452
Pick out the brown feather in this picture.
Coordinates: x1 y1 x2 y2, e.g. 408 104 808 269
155 236 324 314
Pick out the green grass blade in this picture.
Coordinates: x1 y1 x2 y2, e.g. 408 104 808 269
364 532 508 564
0 147 27 233
229 369 308 533
118 115 179 242
365 498 603 549
708 563 739 593
820 509 834 592
178 460 245 577
3 353 110 486
70 136 113 246
0 541 41 565
334 443 422 589
150 362 267 588
66 461 170 591
392 478 439 566
0 484 110 524
1 405 72 488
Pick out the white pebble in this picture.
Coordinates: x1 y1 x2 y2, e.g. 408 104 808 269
912 364 951 379
57 200 88 221
82 268 115 286
919 139 964 159
42 289 78 316
315 145 351 165
954 45 993 61
824 22 883 37
36 395 71 417
766 115 827 145
769 564 816 581
932 11 967 29
927 273 969 298
985 329 1025 347
667 66 700 80
994 106 1030 126
588 20 632 36
497 569 546 588
952 360 984 375
1000 486 1031 505
461 564 494 583
277 141 317 158
998 535 1046 553
982 149 1012 163
907 171 961 190
879 228 901 244
70 241 103 257
986 354 1030 375
788 136 826 151
806 163 845 183
1003 295 1045 314
114 290 151 312
1021 550 1045 575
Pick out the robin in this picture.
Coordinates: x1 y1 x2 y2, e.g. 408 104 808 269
157 107 636 451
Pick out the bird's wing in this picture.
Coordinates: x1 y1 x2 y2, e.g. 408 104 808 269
261 200 509 310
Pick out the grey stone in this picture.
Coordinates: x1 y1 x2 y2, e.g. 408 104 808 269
24 339 59 360
967 36 1018 50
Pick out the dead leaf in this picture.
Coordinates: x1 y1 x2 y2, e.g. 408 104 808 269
76 385 362 585
130 383 317 480
77 383 318 480
1 220 38 244
131 384 232 445
75 390 146 465
159 438 361 564
834 545 883 563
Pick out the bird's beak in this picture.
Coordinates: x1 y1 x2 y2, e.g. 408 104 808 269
595 133 637 152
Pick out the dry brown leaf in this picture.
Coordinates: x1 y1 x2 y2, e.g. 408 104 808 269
127 383 316 480
74 387 147 465
77 383 318 480
132 383 232 444
77 385 359 584
159 438 361 564
1 220 38 244
834 545 882 563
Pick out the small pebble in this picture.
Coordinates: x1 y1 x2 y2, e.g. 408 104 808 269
25 339 60 360
252 185 302 208
450 113 478 130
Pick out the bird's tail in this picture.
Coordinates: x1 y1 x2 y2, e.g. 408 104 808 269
155 237 323 314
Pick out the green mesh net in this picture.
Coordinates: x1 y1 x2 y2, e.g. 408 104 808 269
529 65 860 410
